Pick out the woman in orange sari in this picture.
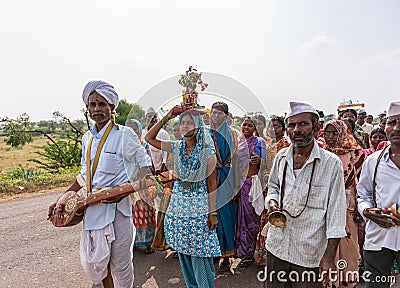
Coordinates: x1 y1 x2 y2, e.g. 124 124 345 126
323 119 365 287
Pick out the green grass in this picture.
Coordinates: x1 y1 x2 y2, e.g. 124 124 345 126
0 167 79 195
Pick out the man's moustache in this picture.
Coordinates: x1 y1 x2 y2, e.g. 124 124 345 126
292 133 307 138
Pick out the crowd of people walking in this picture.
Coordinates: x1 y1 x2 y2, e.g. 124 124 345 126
50 79 400 288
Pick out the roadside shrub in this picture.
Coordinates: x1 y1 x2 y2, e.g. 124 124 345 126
0 166 80 195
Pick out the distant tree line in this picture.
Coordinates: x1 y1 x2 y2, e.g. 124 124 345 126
1 99 145 172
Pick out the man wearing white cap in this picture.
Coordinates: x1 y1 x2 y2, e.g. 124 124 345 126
357 101 400 288
357 108 374 134
142 107 170 174
266 101 347 287
48 80 152 288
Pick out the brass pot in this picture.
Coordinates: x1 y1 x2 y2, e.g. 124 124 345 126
369 203 399 215
268 210 287 228
384 203 399 215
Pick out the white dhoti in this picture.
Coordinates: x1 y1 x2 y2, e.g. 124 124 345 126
80 209 135 288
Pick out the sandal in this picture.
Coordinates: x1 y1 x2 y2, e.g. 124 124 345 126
145 247 155 254
238 257 254 268
218 258 230 272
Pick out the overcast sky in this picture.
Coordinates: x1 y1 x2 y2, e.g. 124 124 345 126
1 0 399 121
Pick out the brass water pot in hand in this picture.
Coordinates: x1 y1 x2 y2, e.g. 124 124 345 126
268 210 287 228
369 203 399 215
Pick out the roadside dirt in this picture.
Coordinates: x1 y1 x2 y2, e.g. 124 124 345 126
0 189 269 288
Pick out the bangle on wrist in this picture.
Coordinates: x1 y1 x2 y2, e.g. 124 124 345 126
75 210 84 216
160 116 169 127
209 212 217 217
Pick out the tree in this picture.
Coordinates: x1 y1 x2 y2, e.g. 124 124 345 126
115 99 145 125
29 111 86 172
325 113 335 122
36 120 57 134
3 113 34 147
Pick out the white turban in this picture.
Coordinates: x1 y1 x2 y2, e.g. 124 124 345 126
387 101 400 118
82 80 119 108
145 107 156 116
286 101 319 119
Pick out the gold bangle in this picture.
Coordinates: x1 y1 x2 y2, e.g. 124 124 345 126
209 212 217 217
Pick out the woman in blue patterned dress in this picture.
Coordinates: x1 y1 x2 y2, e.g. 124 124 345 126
145 106 221 288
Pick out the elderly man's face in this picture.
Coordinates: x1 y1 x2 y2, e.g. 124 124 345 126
385 115 400 145
87 92 114 127
146 112 158 129
286 113 316 148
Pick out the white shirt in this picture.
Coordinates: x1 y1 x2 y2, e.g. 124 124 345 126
362 122 374 134
143 127 170 170
80 121 152 230
266 141 347 268
357 147 400 251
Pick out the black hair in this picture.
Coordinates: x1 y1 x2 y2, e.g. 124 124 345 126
342 117 356 132
211 101 229 114
311 114 319 129
271 116 285 130
342 109 357 119
243 116 259 137
370 127 386 139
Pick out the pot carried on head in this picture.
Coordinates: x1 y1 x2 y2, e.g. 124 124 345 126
48 171 178 227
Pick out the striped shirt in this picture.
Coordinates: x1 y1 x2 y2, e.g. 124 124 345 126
266 141 347 268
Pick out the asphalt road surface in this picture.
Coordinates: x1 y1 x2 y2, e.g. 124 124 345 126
0 191 264 288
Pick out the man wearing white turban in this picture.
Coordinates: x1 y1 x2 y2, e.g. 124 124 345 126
49 80 152 288
142 107 170 174
82 80 119 108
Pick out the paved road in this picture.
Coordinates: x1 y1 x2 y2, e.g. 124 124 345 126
0 191 264 288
